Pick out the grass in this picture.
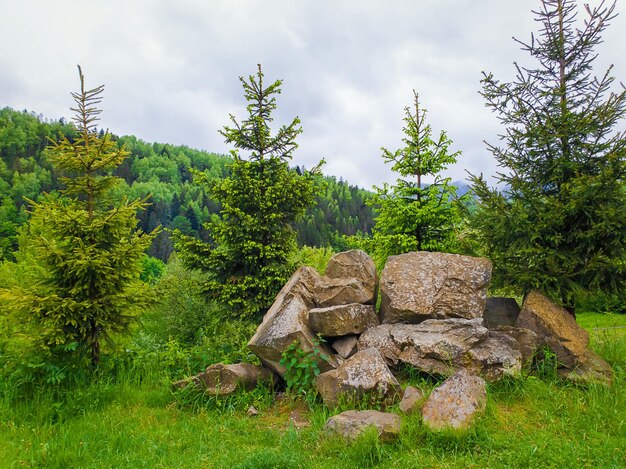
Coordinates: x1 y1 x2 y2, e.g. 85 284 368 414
577 311 626 338
1 313 625 468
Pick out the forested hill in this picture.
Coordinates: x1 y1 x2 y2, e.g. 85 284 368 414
0 107 375 260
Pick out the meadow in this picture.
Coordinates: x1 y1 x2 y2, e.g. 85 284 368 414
1 312 624 469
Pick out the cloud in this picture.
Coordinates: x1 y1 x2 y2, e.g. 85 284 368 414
1 0 624 189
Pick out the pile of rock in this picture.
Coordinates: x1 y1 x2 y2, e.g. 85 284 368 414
175 249 613 441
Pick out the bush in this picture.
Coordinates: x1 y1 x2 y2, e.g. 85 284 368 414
576 290 626 315
142 259 217 345
291 245 334 274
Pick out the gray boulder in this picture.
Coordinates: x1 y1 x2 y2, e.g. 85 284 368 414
315 348 401 408
358 319 488 376
379 251 492 324
493 325 539 367
398 386 424 415
558 349 614 386
325 410 402 442
483 297 520 328
316 277 376 307
422 368 487 432
516 291 589 368
325 249 377 288
172 363 273 395
309 303 379 337
316 249 378 307
467 331 522 381
331 335 358 359
248 266 337 376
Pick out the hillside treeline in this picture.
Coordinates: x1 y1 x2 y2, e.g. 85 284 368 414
0 107 374 261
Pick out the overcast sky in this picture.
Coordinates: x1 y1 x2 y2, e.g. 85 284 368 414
1 0 625 189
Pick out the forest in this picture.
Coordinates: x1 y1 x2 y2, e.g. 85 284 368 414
0 106 375 262
0 0 625 467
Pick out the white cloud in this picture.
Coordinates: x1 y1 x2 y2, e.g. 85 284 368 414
1 0 624 189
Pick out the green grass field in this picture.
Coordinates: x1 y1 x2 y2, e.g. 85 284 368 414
1 313 625 469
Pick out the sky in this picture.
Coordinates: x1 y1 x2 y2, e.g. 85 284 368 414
1 0 625 189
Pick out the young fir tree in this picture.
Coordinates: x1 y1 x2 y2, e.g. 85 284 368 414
174 65 321 319
1 67 157 366
367 90 464 262
469 0 626 313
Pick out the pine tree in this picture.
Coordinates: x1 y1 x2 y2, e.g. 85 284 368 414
1 67 157 365
367 90 464 262
174 65 321 319
469 0 626 312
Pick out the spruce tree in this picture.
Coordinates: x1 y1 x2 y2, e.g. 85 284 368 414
368 90 464 261
175 65 321 319
1 67 157 365
469 0 626 312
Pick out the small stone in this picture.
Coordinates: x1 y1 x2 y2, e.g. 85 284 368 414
172 362 273 395
288 408 310 428
316 277 376 307
398 386 423 414
247 406 259 416
467 331 522 381
331 335 358 359
493 325 539 367
325 410 402 442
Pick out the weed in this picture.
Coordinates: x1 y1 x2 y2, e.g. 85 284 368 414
280 337 328 400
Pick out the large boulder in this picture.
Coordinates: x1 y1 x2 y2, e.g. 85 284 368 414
357 319 488 377
316 277 376 307
516 291 589 368
466 331 522 380
493 325 539 367
315 348 401 408
309 303 379 337
379 251 492 324
172 363 274 394
248 267 337 376
325 249 377 288
483 297 520 328
421 368 487 432
325 410 402 442
315 250 378 307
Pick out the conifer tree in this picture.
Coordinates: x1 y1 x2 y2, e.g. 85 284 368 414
1 67 157 365
469 0 626 312
368 90 464 261
175 65 321 319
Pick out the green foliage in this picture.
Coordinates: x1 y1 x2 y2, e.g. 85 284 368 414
576 290 626 315
366 91 465 265
0 67 157 367
280 338 328 398
293 175 375 249
469 0 626 310
290 245 334 275
175 65 321 319
139 255 165 285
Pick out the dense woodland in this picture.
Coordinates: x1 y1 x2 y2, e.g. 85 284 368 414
0 106 375 261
